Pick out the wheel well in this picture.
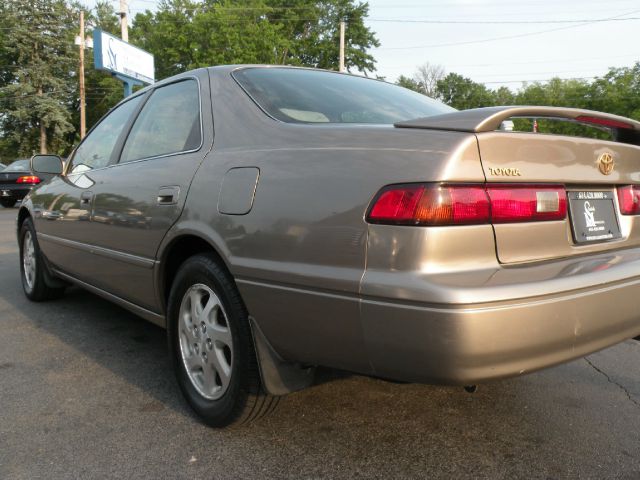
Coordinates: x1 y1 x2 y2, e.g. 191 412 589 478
161 235 229 308
17 207 30 233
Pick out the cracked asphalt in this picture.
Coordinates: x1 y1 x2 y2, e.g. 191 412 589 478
0 208 639 479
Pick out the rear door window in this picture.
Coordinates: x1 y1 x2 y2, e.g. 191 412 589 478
119 80 201 163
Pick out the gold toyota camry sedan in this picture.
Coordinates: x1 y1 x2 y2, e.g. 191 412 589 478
17 66 640 427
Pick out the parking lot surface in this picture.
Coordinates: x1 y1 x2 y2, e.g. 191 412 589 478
0 208 639 479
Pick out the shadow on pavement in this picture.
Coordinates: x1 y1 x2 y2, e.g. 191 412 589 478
1 244 640 479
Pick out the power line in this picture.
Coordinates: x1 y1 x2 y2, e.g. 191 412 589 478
376 8 640 49
127 0 640 6
482 76 597 85
367 16 640 25
383 53 640 70
444 53 640 68
120 12 640 25
472 69 612 79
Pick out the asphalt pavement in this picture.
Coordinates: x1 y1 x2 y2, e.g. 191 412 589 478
0 207 639 479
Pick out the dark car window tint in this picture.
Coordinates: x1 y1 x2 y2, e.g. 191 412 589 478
233 68 455 124
4 159 30 172
120 80 201 163
69 95 143 174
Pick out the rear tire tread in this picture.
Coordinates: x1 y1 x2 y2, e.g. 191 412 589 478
169 253 279 428
19 217 65 302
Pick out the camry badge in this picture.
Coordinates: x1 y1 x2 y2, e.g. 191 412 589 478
598 152 614 175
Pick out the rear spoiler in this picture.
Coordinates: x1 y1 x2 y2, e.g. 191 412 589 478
395 106 640 145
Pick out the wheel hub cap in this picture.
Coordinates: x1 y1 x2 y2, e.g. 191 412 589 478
22 231 36 290
178 284 233 400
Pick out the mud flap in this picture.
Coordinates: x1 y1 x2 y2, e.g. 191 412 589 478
249 317 315 396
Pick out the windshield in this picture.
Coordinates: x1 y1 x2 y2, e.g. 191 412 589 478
5 159 30 172
233 67 455 124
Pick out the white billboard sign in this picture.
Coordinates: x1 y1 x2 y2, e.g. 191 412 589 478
93 29 155 84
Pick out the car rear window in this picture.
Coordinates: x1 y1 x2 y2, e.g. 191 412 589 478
232 68 455 124
4 159 30 172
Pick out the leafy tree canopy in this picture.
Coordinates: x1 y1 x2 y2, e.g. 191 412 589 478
0 0 77 159
130 0 380 80
396 61 640 123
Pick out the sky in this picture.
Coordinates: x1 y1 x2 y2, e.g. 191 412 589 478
87 0 640 90
364 0 640 88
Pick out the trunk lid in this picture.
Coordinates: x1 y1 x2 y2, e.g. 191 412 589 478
396 106 640 264
0 170 28 185
1 159 32 185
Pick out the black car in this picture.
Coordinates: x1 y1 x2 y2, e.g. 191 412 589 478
0 159 55 208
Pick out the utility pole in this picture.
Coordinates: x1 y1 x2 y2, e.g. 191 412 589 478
119 0 128 42
78 10 86 139
339 20 345 73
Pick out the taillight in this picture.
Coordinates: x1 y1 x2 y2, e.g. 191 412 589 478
16 175 41 185
617 185 640 215
368 184 425 223
367 183 567 225
487 185 567 223
368 184 489 226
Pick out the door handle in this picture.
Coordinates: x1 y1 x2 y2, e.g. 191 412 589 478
80 191 93 205
157 186 180 205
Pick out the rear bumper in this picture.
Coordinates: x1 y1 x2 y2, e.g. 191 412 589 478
361 253 640 385
0 185 31 200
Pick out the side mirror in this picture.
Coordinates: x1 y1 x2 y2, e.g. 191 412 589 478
31 154 63 175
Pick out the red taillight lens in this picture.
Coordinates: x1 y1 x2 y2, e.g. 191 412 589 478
16 175 41 185
368 184 567 225
487 185 567 223
368 184 489 226
368 184 425 223
617 185 640 215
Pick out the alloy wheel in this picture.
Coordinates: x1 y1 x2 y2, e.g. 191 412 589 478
178 284 234 400
22 230 36 290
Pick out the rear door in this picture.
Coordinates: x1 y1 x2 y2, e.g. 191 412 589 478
80 73 212 312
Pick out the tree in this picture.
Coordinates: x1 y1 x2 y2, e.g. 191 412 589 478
584 64 640 120
413 62 445 99
492 86 515 106
82 1 126 130
269 0 379 73
131 0 290 80
0 0 77 156
130 0 380 81
396 75 421 93
435 73 494 110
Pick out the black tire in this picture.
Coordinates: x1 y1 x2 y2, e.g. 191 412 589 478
1 198 17 208
19 218 65 301
168 253 278 428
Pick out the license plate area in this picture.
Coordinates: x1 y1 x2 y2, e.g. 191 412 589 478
568 191 621 244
